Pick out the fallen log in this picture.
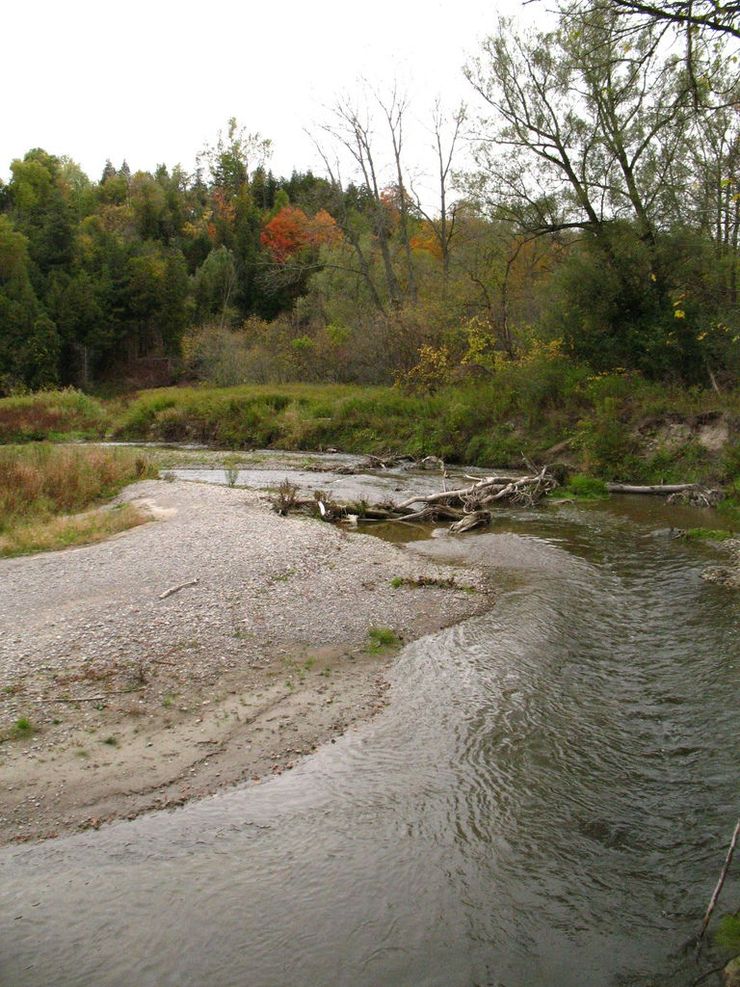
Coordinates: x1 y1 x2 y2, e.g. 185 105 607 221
606 482 698 495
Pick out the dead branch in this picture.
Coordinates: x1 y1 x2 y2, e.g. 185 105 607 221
158 578 199 600
697 818 740 950
31 688 146 703
607 482 699 495
667 487 724 508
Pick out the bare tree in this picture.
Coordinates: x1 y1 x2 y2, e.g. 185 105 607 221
374 87 419 303
603 0 740 40
320 99 403 308
411 100 467 281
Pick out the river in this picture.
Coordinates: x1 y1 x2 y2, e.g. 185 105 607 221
0 465 737 987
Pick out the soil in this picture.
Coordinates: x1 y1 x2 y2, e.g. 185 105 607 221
0 479 492 845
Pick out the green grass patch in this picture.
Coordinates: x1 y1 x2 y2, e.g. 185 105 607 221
683 528 734 541
561 474 610 499
367 626 401 652
1 716 37 743
715 914 740 953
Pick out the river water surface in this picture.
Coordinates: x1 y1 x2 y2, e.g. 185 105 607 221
0 469 737 987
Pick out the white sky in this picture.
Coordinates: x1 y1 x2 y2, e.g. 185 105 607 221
1 0 535 189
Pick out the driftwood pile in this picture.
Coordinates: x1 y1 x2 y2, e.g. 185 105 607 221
273 456 727 535
272 464 558 533
331 454 445 475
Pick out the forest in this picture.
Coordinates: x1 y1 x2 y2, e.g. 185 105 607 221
0 0 738 400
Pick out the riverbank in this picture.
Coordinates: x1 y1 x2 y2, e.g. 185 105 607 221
1 380 737 488
0 479 491 845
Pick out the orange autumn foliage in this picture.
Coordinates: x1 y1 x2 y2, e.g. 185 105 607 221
260 206 342 262
410 223 443 259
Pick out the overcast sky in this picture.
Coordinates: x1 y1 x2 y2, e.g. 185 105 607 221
2 0 536 188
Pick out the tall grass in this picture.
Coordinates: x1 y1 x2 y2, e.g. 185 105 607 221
0 445 156 557
0 389 109 443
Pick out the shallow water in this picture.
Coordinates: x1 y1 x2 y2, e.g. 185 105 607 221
1 466 737 987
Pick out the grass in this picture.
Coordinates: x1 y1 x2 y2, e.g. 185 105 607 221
683 528 735 541
0 503 149 557
367 626 401 652
390 574 474 591
561 474 610 500
0 444 156 557
0 389 108 443
715 914 740 953
0 716 36 744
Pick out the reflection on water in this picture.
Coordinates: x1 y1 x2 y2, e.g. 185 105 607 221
0 475 737 987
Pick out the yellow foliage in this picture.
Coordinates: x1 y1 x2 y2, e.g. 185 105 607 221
395 345 452 394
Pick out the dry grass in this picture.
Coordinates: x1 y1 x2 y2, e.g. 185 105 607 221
0 504 149 558
0 444 156 557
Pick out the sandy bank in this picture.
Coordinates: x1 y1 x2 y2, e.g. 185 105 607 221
0 479 491 844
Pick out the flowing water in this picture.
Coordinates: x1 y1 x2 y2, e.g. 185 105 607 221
1 465 737 987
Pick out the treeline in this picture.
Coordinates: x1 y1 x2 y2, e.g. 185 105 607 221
0 0 738 396
0 124 345 393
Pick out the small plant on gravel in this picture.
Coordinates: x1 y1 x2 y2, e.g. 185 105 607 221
224 455 240 487
272 479 299 515
13 717 34 736
368 626 401 652
102 736 118 746
390 575 473 591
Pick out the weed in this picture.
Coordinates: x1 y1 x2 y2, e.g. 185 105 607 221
13 717 34 736
368 626 401 652
102 736 118 746
272 479 299 515
390 575 473 591
224 455 240 487
270 568 295 583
